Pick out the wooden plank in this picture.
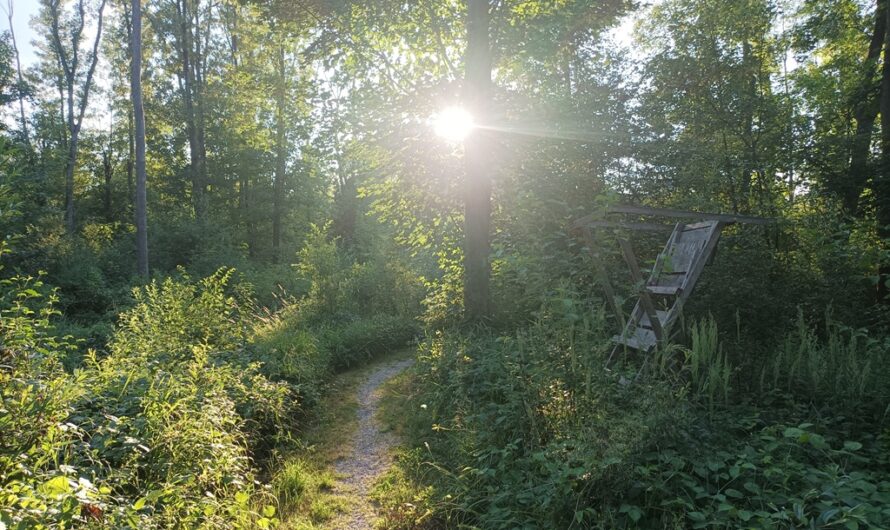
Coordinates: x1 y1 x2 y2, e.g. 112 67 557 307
682 222 715 231
607 205 773 225
648 223 680 281
612 327 657 351
582 221 672 232
572 206 773 230
647 285 680 295
618 238 664 342
639 310 669 329
679 221 723 294
665 221 723 331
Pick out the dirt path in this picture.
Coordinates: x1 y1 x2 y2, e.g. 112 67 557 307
328 358 414 529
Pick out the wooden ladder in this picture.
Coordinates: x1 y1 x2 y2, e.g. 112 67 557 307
612 220 723 352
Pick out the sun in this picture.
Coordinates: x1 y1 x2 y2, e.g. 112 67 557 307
433 106 474 142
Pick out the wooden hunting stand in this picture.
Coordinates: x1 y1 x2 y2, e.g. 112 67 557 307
571 205 772 354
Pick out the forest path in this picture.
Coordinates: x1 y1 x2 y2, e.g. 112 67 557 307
326 356 414 530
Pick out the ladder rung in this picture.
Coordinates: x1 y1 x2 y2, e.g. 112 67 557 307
647 285 680 295
639 310 669 329
682 223 713 232
612 332 657 351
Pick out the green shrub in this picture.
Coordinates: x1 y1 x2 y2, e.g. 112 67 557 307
322 313 418 370
623 414 890 529
391 289 890 529
0 265 288 529
251 305 330 409
391 303 691 529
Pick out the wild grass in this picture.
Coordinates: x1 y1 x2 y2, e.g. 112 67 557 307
762 310 890 412
273 350 414 529
382 294 890 529
685 317 732 411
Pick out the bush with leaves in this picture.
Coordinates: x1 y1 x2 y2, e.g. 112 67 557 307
285 223 423 370
386 289 890 529
0 261 290 529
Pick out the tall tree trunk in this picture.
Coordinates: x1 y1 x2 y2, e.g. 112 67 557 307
193 2 209 215
6 1 28 144
245 177 256 259
177 0 205 220
63 97 77 233
132 0 148 277
128 102 134 205
103 145 113 221
878 1 890 301
124 1 134 209
739 40 756 208
57 81 66 146
847 0 886 215
463 0 493 320
272 43 287 263
50 0 108 234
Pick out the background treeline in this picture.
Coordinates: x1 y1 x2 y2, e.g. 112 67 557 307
1 0 890 528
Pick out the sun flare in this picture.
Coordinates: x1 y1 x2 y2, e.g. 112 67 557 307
433 106 474 141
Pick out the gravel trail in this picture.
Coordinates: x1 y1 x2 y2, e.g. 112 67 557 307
329 358 414 529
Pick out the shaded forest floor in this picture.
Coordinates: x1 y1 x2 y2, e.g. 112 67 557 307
276 350 415 530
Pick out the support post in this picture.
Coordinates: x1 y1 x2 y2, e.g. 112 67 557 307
618 238 664 342
580 227 626 331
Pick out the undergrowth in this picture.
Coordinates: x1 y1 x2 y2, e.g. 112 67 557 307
0 225 424 529
380 290 890 529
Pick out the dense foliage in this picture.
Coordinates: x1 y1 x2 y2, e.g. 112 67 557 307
2 0 890 528
380 305 890 528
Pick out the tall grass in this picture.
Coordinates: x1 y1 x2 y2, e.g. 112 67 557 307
685 317 732 411
763 310 890 411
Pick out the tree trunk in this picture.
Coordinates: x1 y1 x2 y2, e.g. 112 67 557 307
124 1 134 209
878 1 890 301
103 146 113 221
193 2 209 216
739 40 756 208
462 0 493 320
50 0 107 234
177 0 205 220
132 0 148 277
6 1 28 144
63 81 77 233
272 43 287 263
847 0 886 215
128 103 134 205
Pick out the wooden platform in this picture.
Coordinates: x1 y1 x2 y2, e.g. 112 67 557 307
612 220 722 351
571 205 772 354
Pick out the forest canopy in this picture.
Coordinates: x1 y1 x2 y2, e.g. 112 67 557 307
1 0 889 528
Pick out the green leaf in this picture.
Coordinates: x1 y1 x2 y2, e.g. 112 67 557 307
743 482 761 494
39 476 71 496
235 491 250 505
725 488 744 498
263 505 276 518
619 504 642 522
808 433 828 449
738 510 753 521
783 427 804 439
688 511 707 522
133 498 146 510
843 441 862 452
